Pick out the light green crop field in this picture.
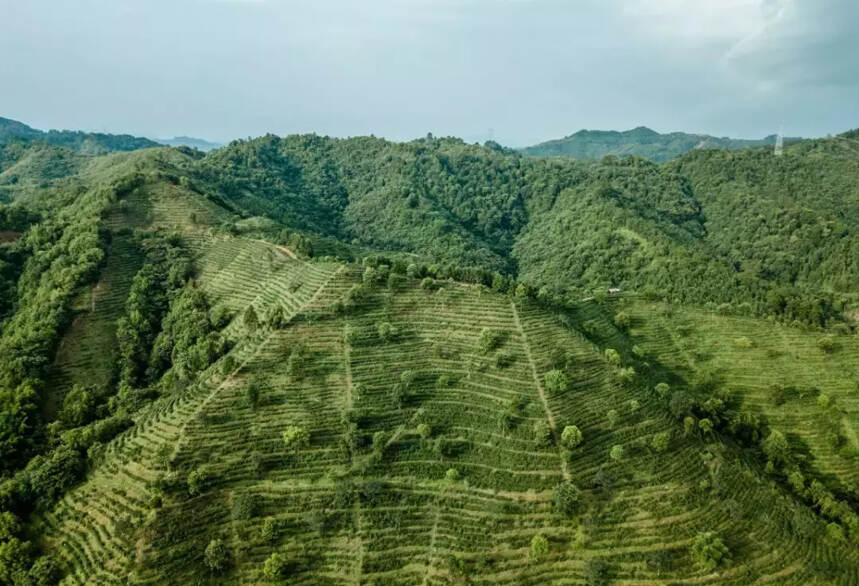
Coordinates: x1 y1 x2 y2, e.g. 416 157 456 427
34 234 859 585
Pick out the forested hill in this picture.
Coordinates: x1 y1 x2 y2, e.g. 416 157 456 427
520 126 802 162
0 116 159 155
187 132 859 327
0 134 858 584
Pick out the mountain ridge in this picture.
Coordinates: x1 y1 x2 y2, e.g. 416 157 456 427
521 125 803 162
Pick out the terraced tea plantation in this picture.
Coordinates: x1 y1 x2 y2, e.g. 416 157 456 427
34 233 859 584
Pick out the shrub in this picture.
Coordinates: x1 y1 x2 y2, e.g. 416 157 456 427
560 425 583 450
733 336 753 348
698 418 714 434
553 481 581 516
609 444 624 461
445 468 461 482
690 531 729 571
530 534 549 559
204 538 229 573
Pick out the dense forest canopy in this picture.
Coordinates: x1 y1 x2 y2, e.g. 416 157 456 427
186 132 859 326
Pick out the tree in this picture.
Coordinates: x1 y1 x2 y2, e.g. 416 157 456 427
561 425 583 450
261 518 280 543
609 444 624 461
698 418 714 434
614 311 630 330
283 426 310 450
669 391 691 419
553 481 581 517
544 370 569 395
690 531 729 571
377 321 397 342
187 466 212 496
445 468 460 482
0 537 32 585
533 421 552 447
478 328 503 353
606 409 619 428
232 492 258 520
651 431 670 453
204 538 229 574
61 384 95 428
763 429 790 464
243 304 259 332
400 370 417 389
683 416 696 436
584 559 609 586
530 534 549 559
654 382 670 398
263 552 288 579
604 348 621 366
417 423 432 440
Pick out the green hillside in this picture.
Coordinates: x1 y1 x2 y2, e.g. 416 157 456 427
519 127 804 162
0 133 857 585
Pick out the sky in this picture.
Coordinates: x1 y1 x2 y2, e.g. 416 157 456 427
1 0 857 146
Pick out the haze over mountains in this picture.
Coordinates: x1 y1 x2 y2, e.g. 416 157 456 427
520 126 804 162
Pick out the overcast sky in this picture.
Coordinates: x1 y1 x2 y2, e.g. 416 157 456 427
1 0 857 146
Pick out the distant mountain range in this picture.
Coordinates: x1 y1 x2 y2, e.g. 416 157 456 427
155 136 223 151
0 117 223 154
0 116 159 154
520 126 802 162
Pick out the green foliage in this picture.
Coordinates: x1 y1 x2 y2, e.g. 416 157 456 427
263 552 288 579
478 328 504 353
560 425 583 450
651 431 670 452
544 369 568 395
604 348 621 366
763 429 790 465
553 481 581 517
232 492 258 521
609 444 625 461
690 531 729 571
282 425 310 450
204 538 229 574
530 534 549 559
377 321 397 343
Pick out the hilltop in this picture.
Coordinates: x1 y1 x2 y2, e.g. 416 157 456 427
0 132 857 584
520 126 803 162
0 116 159 155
